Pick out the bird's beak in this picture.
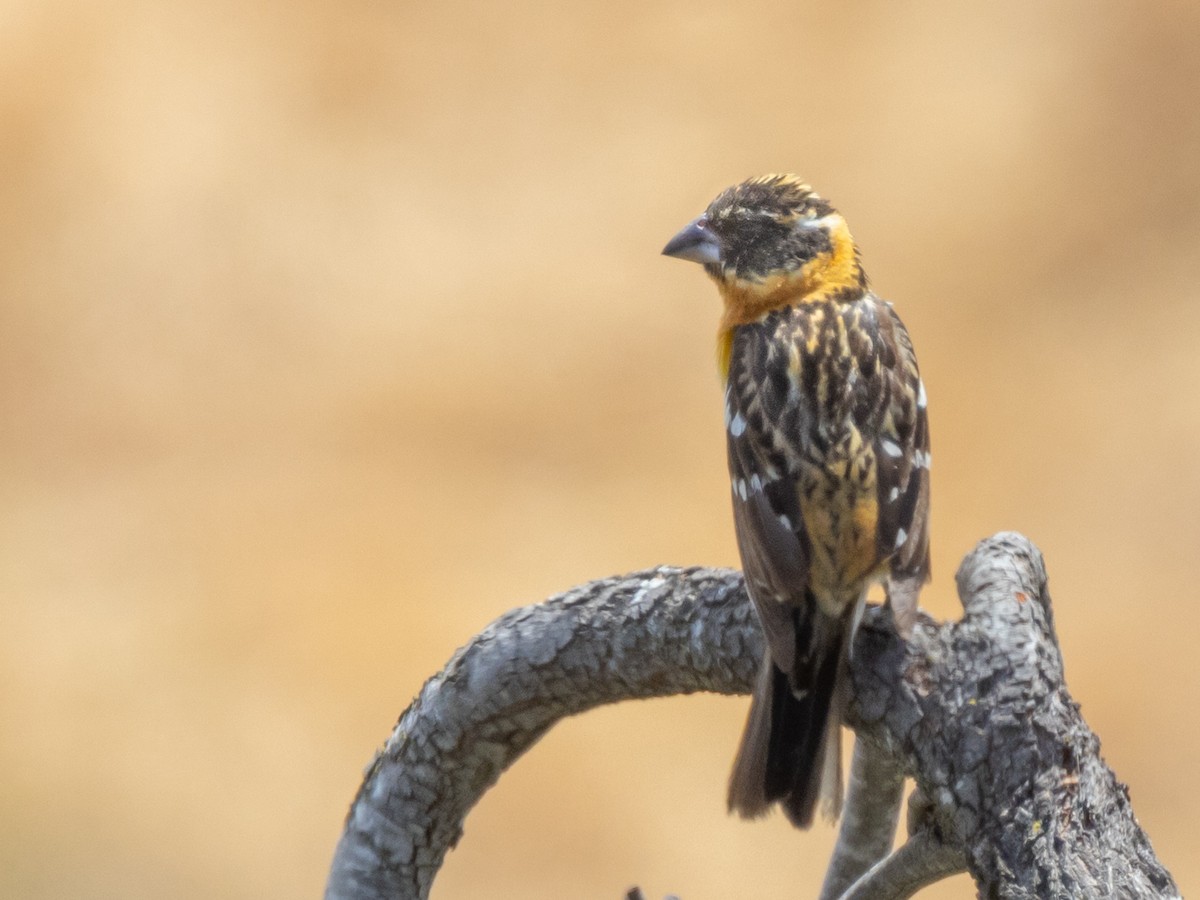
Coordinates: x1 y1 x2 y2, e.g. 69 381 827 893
662 216 722 265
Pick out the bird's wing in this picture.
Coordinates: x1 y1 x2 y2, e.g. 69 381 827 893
869 301 931 630
724 328 810 675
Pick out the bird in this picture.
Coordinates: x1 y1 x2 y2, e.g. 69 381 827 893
663 175 930 828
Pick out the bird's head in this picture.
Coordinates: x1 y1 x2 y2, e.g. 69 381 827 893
663 175 866 316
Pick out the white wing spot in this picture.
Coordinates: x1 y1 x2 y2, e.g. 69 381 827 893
749 473 762 493
917 379 928 410
894 528 908 549
735 478 748 501
729 412 747 437
778 514 792 529
888 486 900 502
881 439 903 458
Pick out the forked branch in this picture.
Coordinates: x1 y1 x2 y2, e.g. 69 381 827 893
325 533 1178 899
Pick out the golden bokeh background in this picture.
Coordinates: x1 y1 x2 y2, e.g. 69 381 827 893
3 1 1199 897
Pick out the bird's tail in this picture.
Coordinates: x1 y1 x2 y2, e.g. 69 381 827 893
727 610 846 828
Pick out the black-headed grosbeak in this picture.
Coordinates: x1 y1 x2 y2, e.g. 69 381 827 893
664 175 930 828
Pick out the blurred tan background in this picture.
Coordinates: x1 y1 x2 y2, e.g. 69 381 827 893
3 0 1198 897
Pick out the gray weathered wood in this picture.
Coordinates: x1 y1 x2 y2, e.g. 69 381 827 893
325 533 1178 899
818 739 909 899
326 567 757 900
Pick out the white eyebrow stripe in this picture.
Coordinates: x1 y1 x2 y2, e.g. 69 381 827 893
795 214 841 231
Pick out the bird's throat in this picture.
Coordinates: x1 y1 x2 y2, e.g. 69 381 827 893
715 221 865 380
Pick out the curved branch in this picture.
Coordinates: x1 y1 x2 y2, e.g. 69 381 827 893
845 534 1178 897
818 740 906 899
325 567 759 900
838 830 965 900
325 534 1179 900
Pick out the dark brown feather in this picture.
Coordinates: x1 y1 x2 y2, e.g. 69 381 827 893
724 294 929 827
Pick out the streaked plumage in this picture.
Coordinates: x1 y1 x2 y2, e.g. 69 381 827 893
664 175 930 827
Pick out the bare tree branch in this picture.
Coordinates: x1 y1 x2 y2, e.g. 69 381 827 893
326 568 757 900
818 740 907 899
841 534 1178 898
838 830 965 900
325 534 1178 899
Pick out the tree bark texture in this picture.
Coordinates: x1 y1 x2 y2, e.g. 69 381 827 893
325 533 1178 899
